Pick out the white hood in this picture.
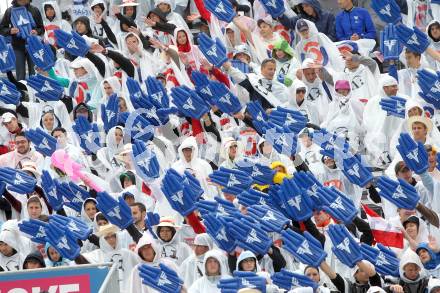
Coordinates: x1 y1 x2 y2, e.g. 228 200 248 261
42 1 62 23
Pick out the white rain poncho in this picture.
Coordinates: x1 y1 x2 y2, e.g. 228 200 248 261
179 233 214 287
188 249 232 293
41 0 71 45
295 20 344 72
171 136 217 200
284 79 321 125
154 222 192 266
363 75 408 168
82 231 141 293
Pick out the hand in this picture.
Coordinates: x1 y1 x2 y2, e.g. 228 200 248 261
25 128 57 157
198 33 228 68
395 24 429 54
371 0 402 24
55 180 84 213
328 224 363 268
247 205 290 233
101 93 119 133
210 80 242 114
228 215 273 255
380 24 402 61
272 269 319 291
260 0 286 18
144 17 156 27
236 158 276 185
246 101 269 135
350 34 360 41
138 263 183 292
269 107 308 133
279 177 314 221
396 133 428 174
200 58 213 71
27 74 64 101
390 285 404 293
54 30 90 57
204 0 236 22
10 27 19 35
340 151 374 187
0 79 20 105
360 243 400 276
341 50 353 61
50 214 92 240
178 52 189 65
187 14 200 22
296 69 303 80
203 214 237 252
145 212 160 239
293 171 323 208
161 169 203 216
170 85 210 119
196 197 239 217
209 167 253 195
380 96 407 118
111 5 120 15
192 70 214 105
0 167 37 194
96 191 133 229
127 26 141 36
281 230 327 267
149 37 163 49
237 188 272 207
132 140 161 181
0 36 16 72
377 176 420 210
46 221 81 260
18 219 49 244
317 187 357 224
90 42 105 54
233 112 244 120
72 116 101 155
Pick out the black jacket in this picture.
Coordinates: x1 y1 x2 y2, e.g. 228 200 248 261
0 0 45 49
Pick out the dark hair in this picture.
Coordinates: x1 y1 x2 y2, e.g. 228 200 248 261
261 58 276 68
15 132 27 140
95 212 108 223
404 48 421 58
51 127 66 136
304 265 319 274
131 202 146 213
156 226 176 242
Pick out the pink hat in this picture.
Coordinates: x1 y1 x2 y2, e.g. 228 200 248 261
335 80 351 91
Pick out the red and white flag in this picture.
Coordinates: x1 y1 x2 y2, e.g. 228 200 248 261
362 204 404 249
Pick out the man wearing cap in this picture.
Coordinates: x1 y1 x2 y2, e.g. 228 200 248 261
76 224 140 292
277 0 336 41
0 112 25 154
335 0 376 41
179 233 214 288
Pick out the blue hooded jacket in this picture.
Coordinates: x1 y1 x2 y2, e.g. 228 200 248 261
416 242 440 270
278 0 336 41
335 6 376 41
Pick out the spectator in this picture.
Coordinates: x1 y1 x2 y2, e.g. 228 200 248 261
278 0 337 41
0 0 45 80
335 0 376 41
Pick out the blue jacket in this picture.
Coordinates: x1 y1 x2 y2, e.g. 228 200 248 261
335 7 376 41
278 0 336 41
